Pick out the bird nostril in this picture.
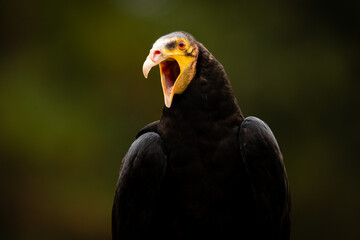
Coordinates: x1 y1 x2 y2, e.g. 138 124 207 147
151 50 162 62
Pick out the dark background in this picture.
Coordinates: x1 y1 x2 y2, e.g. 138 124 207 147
1 0 359 239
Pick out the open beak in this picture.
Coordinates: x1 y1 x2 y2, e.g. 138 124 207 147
142 49 181 108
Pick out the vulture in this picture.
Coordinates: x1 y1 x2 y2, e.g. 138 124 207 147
112 31 290 240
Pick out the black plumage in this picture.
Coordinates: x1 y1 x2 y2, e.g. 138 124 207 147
112 32 290 240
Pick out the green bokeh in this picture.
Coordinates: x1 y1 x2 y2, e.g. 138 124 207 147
1 0 359 239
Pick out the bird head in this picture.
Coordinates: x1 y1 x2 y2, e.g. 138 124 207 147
142 32 199 108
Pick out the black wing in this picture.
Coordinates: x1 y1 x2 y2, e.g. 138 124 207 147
239 116 290 240
135 120 159 139
112 131 167 240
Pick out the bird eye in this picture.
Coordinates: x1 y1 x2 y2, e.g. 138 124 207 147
178 41 186 50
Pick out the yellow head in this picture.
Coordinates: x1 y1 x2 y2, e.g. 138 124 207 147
143 32 199 108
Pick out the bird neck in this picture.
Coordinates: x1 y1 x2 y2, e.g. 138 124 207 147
160 42 243 131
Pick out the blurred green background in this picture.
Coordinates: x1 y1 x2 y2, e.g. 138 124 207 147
1 0 359 239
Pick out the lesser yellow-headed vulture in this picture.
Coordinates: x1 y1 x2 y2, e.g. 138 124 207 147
112 31 290 240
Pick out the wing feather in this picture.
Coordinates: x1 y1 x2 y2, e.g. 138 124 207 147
239 116 290 240
112 132 167 240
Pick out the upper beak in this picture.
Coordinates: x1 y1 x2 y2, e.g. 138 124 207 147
142 49 164 78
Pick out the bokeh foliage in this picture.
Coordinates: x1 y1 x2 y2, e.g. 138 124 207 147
0 0 359 239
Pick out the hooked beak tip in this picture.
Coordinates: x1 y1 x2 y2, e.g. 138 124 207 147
142 56 158 79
